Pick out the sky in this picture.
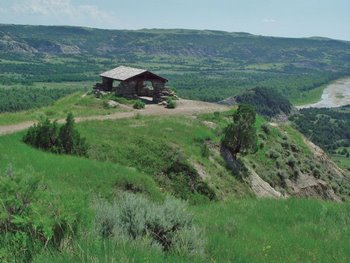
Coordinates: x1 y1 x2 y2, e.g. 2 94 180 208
0 0 349 41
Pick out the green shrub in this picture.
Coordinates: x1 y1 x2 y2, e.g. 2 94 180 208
201 143 210 158
266 150 280 159
291 168 300 180
133 100 145 109
281 141 290 149
286 156 297 168
94 193 204 255
313 168 321 178
0 166 79 262
213 111 220 119
261 123 270 134
166 151 216 201
259 141 265 149
23 117 60 152
23 113 88 156
290 143 299 152
258 133 267 141
166 99 177 109
275 158 282 169
277 170 288 180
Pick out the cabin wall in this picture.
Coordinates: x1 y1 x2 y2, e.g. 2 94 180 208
116 80 137 98
152 80 166 102
102 77 113 91
99 72 168 102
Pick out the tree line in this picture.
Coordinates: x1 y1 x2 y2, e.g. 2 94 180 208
290 106 350 153
0 86 78 112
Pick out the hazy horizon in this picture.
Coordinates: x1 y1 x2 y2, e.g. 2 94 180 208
1 0 349 41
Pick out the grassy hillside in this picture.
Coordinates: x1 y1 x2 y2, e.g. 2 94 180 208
290 105 350 173
32 199 350 263
0 111 349 261
1 24 350 104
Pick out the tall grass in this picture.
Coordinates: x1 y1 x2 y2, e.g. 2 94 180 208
193 198 350 263
0 132 163 203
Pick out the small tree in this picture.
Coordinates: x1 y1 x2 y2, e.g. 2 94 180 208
58 113 88 156
58 113 75 154
23 113 88 157
223 104 257 159
23 118 59 152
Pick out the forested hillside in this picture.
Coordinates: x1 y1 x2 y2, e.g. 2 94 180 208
219 87 293 118
1 24 350 104
290 106 350 171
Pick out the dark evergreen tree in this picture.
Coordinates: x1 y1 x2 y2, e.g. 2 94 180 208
223 104 258 159
58 113 75 154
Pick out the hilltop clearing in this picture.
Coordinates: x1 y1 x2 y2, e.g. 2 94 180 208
0 96 229 133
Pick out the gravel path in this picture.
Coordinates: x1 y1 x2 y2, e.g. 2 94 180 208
0 99 230 136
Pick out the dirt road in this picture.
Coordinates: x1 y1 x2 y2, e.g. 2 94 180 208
0 99 230 136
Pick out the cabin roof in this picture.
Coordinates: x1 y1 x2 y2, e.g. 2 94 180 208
100 66 167 82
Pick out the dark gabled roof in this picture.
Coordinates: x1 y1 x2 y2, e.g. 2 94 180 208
100 66 167 82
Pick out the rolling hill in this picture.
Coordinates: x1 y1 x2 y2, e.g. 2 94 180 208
1 24 350 104
1 24 350 262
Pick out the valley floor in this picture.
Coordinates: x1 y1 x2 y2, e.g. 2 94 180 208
297 77 350 109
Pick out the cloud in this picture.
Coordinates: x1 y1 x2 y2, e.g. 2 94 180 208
6 0 119 28
262 18 277 23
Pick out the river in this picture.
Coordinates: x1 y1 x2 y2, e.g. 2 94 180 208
297 77 350 109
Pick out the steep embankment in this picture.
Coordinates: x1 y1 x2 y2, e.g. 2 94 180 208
243 123 348 201
198 111 350 201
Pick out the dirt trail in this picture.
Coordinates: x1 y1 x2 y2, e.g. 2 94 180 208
0 99 229 136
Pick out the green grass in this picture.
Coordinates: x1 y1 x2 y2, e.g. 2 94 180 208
0 132 163 203
77 115 247 199
1 111 349 262
0 92 128 125
332 154 350 171
32 197 350 263
193 198 350 263
292 84 325 106
33 198 350 263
